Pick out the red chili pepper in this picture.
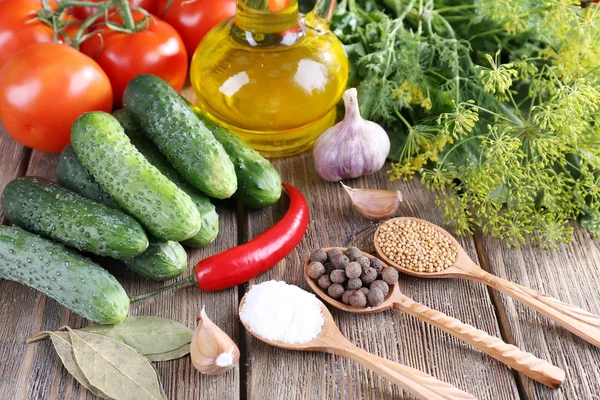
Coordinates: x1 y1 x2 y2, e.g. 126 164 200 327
130 183 309 301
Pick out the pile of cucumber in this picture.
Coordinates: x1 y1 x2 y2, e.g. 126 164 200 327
0 75 282 324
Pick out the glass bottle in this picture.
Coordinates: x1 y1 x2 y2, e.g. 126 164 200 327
190 0 348 157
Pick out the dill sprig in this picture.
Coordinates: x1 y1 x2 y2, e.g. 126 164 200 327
332 0 600 248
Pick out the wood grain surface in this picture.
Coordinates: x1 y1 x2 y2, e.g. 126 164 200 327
0 107 599 400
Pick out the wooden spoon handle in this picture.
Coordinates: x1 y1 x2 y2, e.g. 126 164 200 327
393 295 565 388
337 343 476 400
476 270 600 348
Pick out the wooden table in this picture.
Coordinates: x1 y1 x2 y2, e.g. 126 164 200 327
1 98 599 400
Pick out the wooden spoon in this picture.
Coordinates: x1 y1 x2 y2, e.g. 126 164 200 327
239 296 476 400
305 249 565 388
374 217 600 349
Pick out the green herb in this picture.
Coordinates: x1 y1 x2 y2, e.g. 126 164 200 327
332 0 600 248
68 328 167 400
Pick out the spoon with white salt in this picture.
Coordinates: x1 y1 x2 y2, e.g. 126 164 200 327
239 280 476 400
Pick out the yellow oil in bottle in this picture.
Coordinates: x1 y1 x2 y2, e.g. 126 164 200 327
190 0 348 157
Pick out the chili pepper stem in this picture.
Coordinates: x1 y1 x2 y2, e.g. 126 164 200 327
129 274 197 302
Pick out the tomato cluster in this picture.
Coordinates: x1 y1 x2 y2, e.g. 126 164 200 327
0 0 236 153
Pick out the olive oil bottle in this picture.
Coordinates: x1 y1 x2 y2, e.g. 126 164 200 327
190 0 348 157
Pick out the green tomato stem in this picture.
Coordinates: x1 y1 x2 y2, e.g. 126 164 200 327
112 0 136 30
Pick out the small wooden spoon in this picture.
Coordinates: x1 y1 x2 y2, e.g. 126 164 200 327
374 217 600 349
305 249 565 388
239 296 476 400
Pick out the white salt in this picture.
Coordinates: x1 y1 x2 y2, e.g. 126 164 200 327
240 280 325 344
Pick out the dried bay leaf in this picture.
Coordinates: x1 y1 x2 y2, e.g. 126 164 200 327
81 316 193 355
68 328 167 400
48 331 112 400
146 343 190 362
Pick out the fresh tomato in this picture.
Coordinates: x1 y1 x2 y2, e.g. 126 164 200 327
155 0 236 56
70 0 157 19
81 11 187 107
268 0 290 10
0 43 113 154
0 0 57 68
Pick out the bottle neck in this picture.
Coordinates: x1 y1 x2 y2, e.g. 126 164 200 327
235 0 300 34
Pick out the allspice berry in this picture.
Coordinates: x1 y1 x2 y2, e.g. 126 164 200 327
317 275 332 290
381 267 399 285
349 291 367 308
370 258 383 274
347 278 362 290
367 288 384 306
330 269 347 284
345 262 362 279
342 290 355 305
360 267 378 285
355 256 370 271
371 280 389 297
324 262 335 274
307 262 325 279
310 249 327 264
358 287 369 296
328 283 345 299
330 252 349 269
327 248 342 259
345 246 362 261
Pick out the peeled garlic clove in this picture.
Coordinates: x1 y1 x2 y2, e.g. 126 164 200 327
342 183 403 220
191 306 240 375
313 88 390 182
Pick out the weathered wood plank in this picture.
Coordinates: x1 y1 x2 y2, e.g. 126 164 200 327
0 149 240 400
0 128 30 222
476 224 600 399
243 152 520 400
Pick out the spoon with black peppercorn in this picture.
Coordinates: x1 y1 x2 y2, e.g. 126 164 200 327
374 217 600 350
304 248 565 388
239 294 476 400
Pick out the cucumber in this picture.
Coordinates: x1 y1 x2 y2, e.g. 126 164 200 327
71 112 201 242
124 239 187 281
2 177 148 260
57 145 120 210
0 226 129 324
113 110 219 247
122 74 237 199
194 110 282 208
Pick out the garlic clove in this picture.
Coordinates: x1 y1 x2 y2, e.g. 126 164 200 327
191 306 240 375
342 183 403 220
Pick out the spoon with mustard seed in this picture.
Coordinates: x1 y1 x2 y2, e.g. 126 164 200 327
305 248 565 388
374 217 600 350
239 295 476 400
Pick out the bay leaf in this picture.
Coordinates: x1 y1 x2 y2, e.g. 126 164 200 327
68 328 167 400
48 331 112 400
146 343 190 362
81 316 193 355
26 331 51 344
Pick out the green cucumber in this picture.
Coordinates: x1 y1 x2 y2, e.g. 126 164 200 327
57 145 120 210
124 239 187 281
113 110 219 247
2 177 148 260
122 74 237 199
54 147 190 280
194 110 282 208
0 226 129 324
71 111 201 242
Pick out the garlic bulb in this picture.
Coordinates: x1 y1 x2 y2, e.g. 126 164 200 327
313 88 390 181
191 306 240 375
342 183 403 220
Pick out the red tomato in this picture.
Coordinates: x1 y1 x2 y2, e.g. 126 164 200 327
81 12 187 107
0 43 113 154
0 0 56 68
155 0 236 56
268 0 290 10
70 0 157 19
